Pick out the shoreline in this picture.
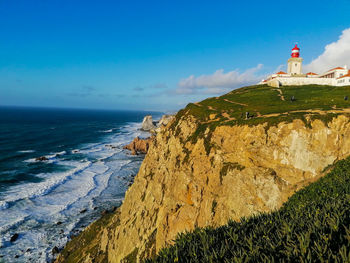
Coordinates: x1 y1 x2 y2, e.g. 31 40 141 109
54 114 174 262
47 122 152 262
0 118 152 263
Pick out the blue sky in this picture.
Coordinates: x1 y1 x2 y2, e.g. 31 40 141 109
0 0 350 111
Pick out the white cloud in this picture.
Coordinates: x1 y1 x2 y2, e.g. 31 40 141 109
305 28 350 73
176 64 263 95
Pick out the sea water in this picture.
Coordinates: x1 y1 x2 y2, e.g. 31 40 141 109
0 106 160 262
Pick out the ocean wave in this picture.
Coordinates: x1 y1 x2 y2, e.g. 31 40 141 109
24 151 67 163
17 150 36 153
0 119 147 262
54 151 67 156
100 129 114 133
0 201 8 211
2 161 92 207
0 214 29 233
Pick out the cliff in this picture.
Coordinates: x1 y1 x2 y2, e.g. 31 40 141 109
148 156 350 262
57 84 350 262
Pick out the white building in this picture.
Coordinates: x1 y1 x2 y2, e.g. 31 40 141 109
260 45 350 87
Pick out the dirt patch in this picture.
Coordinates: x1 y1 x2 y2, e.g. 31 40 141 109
223 99 248 107
274 89 285 101
259 108 350 119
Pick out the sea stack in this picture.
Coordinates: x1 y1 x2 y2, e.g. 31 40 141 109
141 115 156 131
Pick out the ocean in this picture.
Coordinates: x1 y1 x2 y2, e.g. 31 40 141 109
0 106 161 263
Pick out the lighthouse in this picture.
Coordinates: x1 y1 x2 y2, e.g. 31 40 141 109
287 44 303 75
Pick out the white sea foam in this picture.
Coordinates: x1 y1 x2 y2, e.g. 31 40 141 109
18 150 36 153
24 150 67 163
100 129 114 133
3 161 92 206
54 151 67 156
0 120 148 262
0 201 8 210
0 210 29 233
24 158 40 163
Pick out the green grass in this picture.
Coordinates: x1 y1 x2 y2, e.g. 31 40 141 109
146 156 350 262
173 84 350 124
170 84 350 156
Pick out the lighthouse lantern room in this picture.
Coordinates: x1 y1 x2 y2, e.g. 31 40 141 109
287 44 303 75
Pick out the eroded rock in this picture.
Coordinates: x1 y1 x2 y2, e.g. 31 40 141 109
157 115 174 127
123 137 153 155
141 116 156 131
35 156 48 161
10 233 19 243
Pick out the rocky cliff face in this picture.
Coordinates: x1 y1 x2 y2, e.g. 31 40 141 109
100 114 350 262
58 114 350 263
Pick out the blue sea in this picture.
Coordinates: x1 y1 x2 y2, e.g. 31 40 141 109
0 106 161 263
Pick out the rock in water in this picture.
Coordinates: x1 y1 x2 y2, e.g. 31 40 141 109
35 156 48 161
123 137 152 155
52 246 59 254
141 115 156 131
10 233 19 243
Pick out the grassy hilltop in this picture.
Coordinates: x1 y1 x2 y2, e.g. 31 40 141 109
178 84 350 125
170 84 350 154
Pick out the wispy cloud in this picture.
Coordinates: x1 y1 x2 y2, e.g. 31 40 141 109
82 85 96 92
176 64 264 95
304 28 350 73
67 85 96 97
150 83 167 89
133 86 144 92
133 83 168 92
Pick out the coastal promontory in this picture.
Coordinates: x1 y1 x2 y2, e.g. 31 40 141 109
56 84 350 262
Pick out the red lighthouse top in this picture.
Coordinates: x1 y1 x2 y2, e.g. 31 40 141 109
291 44 300 58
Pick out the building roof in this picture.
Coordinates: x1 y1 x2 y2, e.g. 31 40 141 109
292 44 300 51
327 67 345 72
276 71 287 75
306 72 318 75
337 73 350 79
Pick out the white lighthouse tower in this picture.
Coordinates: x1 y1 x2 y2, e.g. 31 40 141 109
287 44 303 76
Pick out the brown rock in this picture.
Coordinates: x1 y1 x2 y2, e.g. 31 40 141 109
52 246 59 254
123 137 153 155
35 156 48 161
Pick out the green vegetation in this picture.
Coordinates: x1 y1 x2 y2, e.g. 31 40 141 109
145 156 350 262
198 84 350 122
220 162 245 184
124 248 139 263
58 210 119 263
170 85 350 153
